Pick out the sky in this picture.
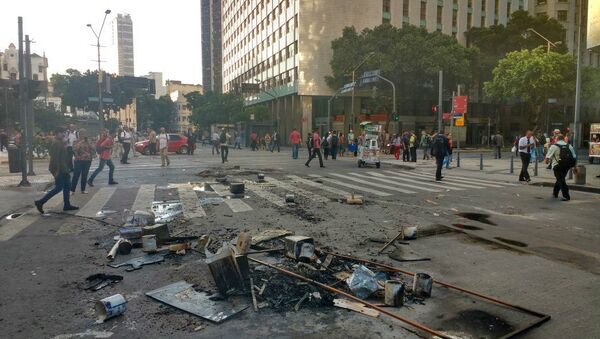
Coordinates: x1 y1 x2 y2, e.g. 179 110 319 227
1 0 203 85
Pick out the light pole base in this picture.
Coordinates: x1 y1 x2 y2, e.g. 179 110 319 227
18 180 31 187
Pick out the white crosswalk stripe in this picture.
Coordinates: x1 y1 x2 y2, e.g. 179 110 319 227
364 171 446 192
176 185 207 219
265 177 330 203
131 184 156 212
246 183 287 207
210 183 254 213
330 172 416 194
77 187 118 218
286 175 352 197
0 198 62 241
309 175 392 197
383 170 487 189
397 170 504 188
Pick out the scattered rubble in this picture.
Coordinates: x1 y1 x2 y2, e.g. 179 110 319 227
79 274 123 291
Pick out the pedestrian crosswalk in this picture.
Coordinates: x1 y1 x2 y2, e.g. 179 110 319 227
0 169 517 241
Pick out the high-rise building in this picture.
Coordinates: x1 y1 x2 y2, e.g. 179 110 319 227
166 80 203 132
201 0 222 93
144 72 167 99
112 13 135 76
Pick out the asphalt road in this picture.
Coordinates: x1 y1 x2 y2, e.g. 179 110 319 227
0 146 598 338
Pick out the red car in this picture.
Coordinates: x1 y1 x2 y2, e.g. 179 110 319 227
134 133 193 155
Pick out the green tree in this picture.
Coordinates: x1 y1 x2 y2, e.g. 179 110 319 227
484 47 576 130
186 91 243 128
33 101 66 132
239 104 270 122
327 24 474 114
136 94 177 131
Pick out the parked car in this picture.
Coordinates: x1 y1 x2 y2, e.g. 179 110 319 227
134 133 193 155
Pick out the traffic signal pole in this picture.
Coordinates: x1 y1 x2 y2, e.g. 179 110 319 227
17 17 30 187
437 70 443 132
25 34 35 176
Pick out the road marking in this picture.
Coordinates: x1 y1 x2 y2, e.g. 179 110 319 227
0 198 62 241
308 175 392 197
210 183 253 213
385 170 486 189
364 172 444 192
287 175 352 197
246 183 286 207
331 172 416 194
131 184 156 212
177 186 206 219
265 177 330 203
76 187 118 218
401 170 503 188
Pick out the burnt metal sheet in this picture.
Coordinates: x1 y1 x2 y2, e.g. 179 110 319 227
146 281 248 323
151 201 183 223
108 253 165 271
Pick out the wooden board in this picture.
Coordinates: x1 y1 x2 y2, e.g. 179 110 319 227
333 299 380 318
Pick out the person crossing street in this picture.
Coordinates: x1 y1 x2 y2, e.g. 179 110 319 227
289 128 301 159
34 127 79 213
431 130 450 181
158 127 170 167
88 130 118 187
305 129 324 168
119 126 132 164
545 134 576 201
518 130 534 183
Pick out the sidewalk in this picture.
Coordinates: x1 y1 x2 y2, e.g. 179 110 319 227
379 153 600 192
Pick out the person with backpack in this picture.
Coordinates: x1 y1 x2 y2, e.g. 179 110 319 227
305 133 313 158
420 130 431 160
88 130 118 187
330 131 338 160
220 128 230 163
322 132 330 160
305 129 324 168
401 131 410 162
545 134 576 201
431 130 450 181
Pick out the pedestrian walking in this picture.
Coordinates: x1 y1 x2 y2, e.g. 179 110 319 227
545 134 576 201
330 131 338 160
119 126 132 164
392 134 402 160
420 130 431 160
518 130 534 183
431 130 450 181
271 131 280 152
494 131 504 159
0 129 8 152
289 128 301 159
186 128 196 155
338 132 345 157
220 129 230 163
88 130 118 187
234 132 242 149
250 131 258 151
147 128 157 155
444 133 453 169
322 133 330 160
211 130 220 155
71 129 93 195
158 127 170 167
402 131 410 162
64 123 78 170
34 127 79 213
305 129 324 168
305 133 313 158
347 129 356 157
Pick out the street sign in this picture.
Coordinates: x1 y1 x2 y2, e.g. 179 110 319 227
455 116 465 127
88 97 114 103
359 69 381 86
340 82 355 94
547 98 557 104
452 96 468 114
315 117 329 126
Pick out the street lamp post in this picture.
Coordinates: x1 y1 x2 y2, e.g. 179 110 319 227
524 28 561 53
350 52 376 131
87 9 111 132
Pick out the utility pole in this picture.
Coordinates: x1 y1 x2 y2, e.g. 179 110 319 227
87 9 111 132
25 35 35 176
437 70 443 132
17 17 29 187
573 0 585 151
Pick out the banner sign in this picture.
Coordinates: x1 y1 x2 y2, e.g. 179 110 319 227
588 1 600 49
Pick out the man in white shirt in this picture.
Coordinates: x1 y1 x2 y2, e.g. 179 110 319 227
518 130 534 182
211 131 220 155
120 126 132 164
64 123 78 170
158 127 170 167
545 134 577 201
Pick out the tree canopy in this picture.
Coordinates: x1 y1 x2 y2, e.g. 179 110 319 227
484 47 576 129
186 91 244 128
135 94 177 131
326 24 474 114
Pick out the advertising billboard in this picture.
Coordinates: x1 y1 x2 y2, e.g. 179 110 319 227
588 1 600 49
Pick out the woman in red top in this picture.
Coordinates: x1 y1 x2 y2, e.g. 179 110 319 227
71 129 94 194
88 130 118 187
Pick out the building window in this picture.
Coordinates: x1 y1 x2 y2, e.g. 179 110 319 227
420 2 427 21
383 0 391 12
482 0 486 11
495 0 499 13
33 74 39 81
480 16 485 26
452 10 457 27
507 2 512 14
557 10 568 22
403 1 409 17
537 0 547 4
38 64 44 73
2 64 6 71
437 6 443 24
468 0 472 8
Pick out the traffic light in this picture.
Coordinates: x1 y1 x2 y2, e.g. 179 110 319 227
391 112 399 121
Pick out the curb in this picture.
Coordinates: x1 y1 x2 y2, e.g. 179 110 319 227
530 181 600 194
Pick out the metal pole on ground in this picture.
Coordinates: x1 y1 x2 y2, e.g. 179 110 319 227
534 156 538 176
25 35 35 176
510 155 514 174
17 17 29 187
479 153 483 170
457 151 460 167
437 70 443 132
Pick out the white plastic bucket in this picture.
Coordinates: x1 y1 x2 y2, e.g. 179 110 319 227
95 294 127 323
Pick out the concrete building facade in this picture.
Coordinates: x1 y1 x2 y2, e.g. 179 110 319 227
144 72 167 99
112 13 135 76
166 80 203 133
202 0 223 93
0 43 48 81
